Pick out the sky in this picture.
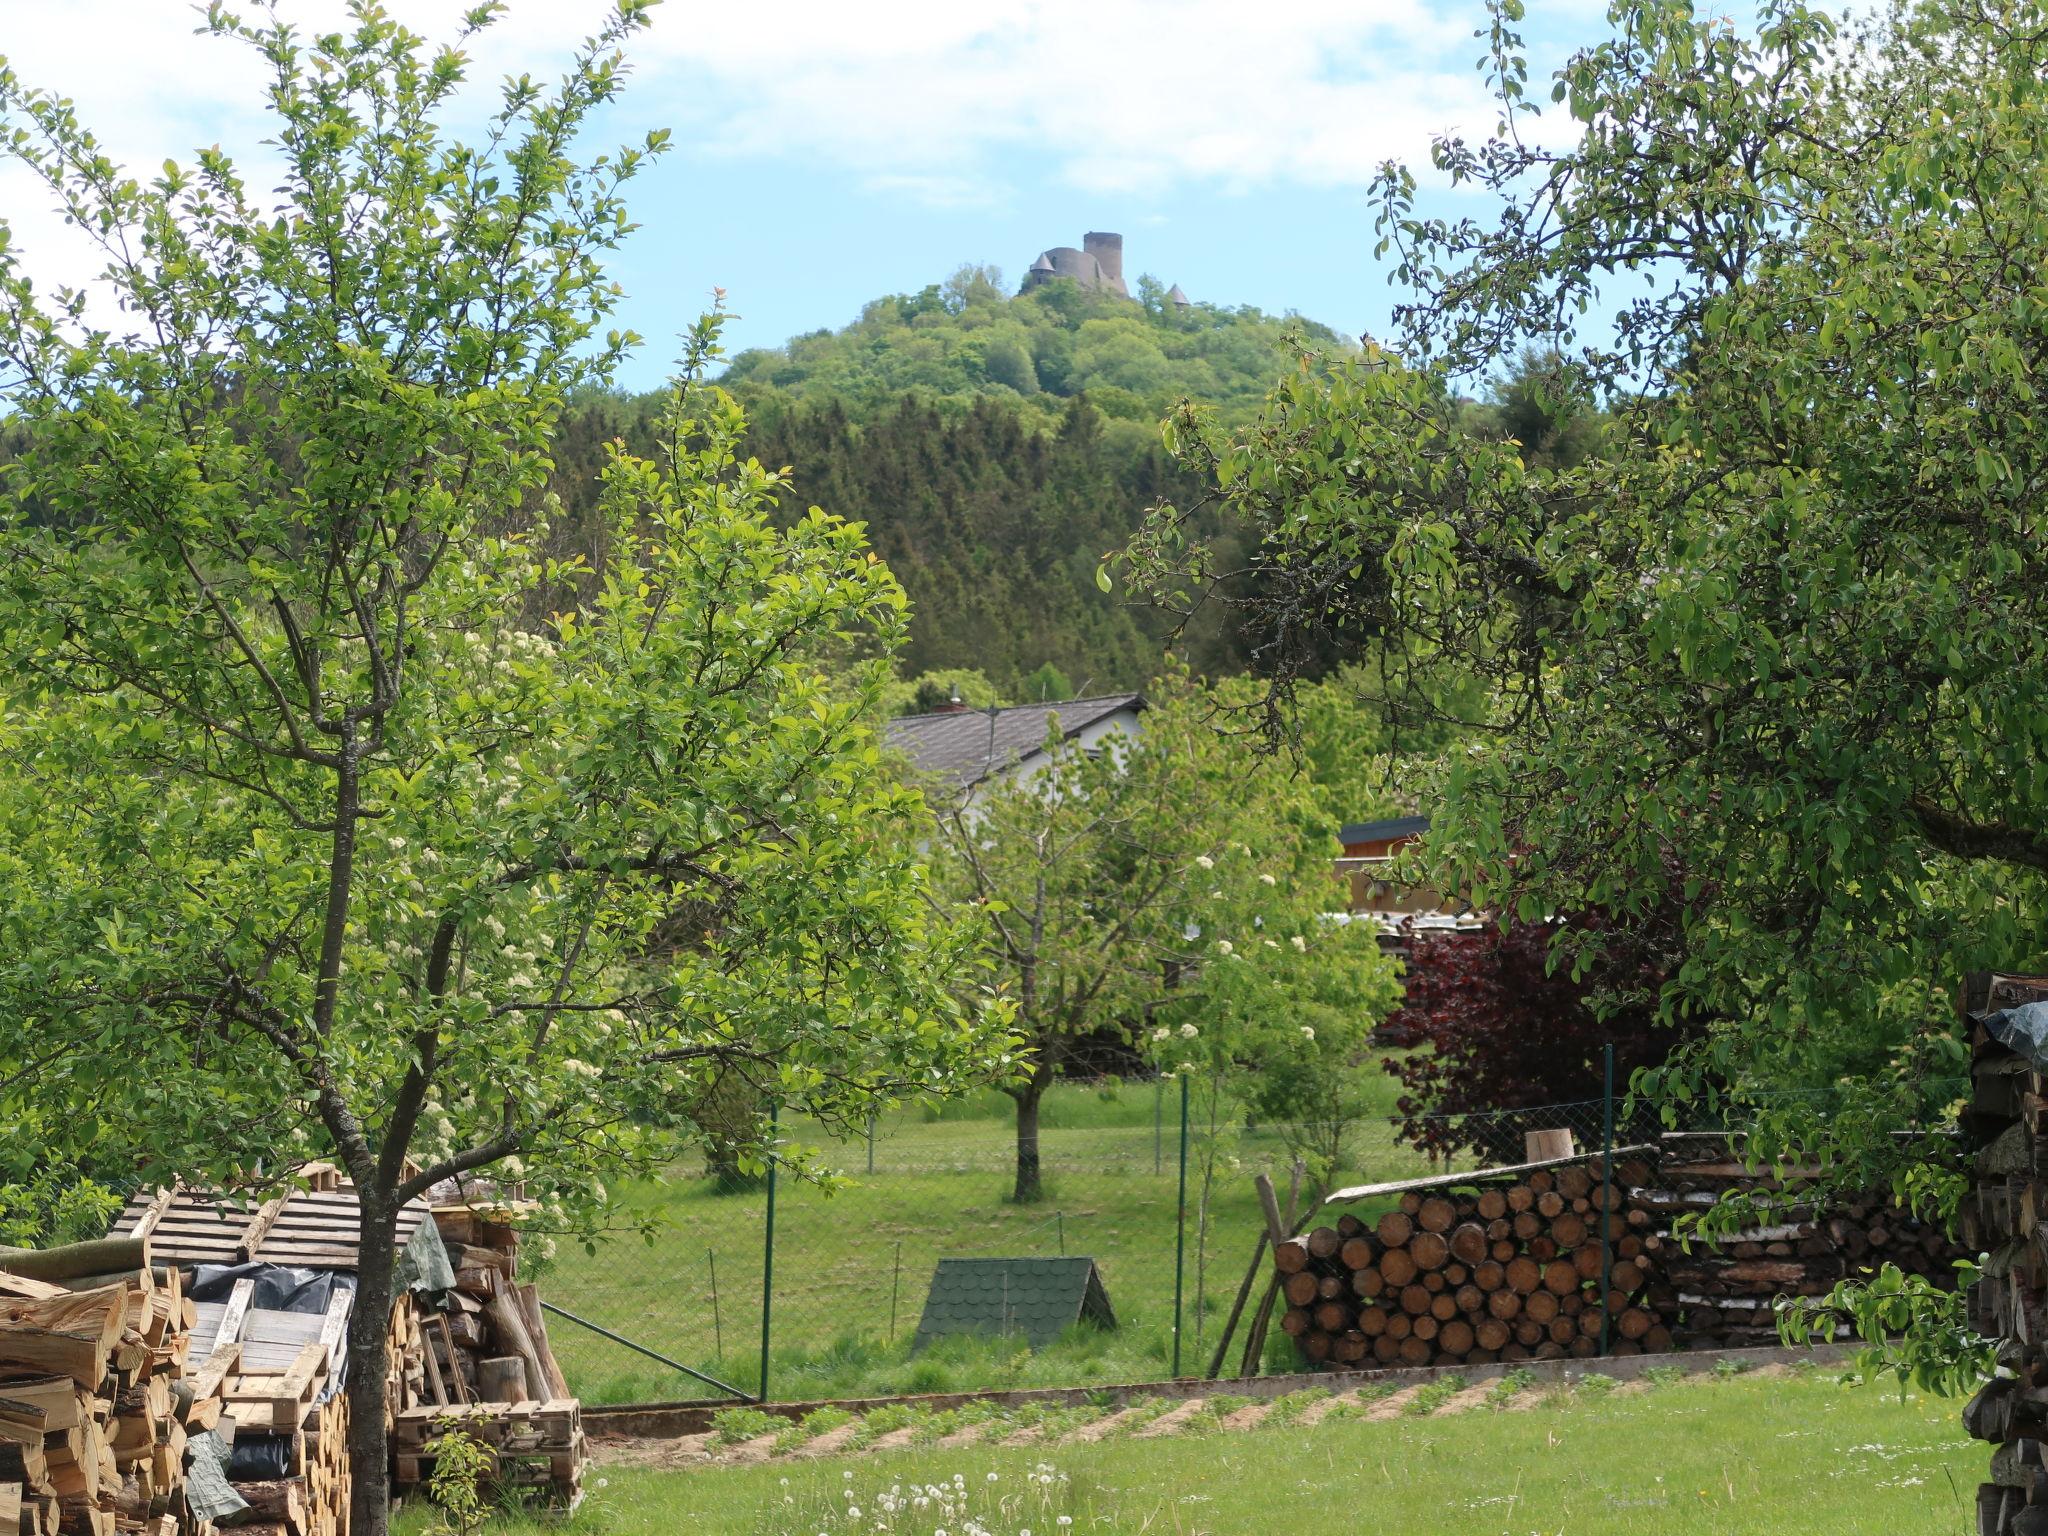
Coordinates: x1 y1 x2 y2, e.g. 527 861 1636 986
0 0 1612 391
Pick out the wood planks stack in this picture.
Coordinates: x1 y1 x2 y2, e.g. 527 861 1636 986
393 1210 582 1513
1958 970 2048 1536
197 1278 351 1536
1634 1134 1966 1351
391 1402 582 1513
0 1245 228 1536
1275 1158 1669 1369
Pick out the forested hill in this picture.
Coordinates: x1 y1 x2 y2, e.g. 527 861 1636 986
539 268 1355 694
718 265 1353 430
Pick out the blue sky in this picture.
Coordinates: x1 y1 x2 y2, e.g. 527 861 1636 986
0 0 1615 391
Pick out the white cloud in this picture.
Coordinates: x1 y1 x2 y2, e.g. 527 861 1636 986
643 0 1519 196
0 2 1576 236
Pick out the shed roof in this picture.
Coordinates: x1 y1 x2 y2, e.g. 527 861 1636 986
112 1183 432 1271
912 1257 1116 1350
884 694 1143 791
1338 814 1430 846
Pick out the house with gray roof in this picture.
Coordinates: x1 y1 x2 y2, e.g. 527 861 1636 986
883 692 1145 805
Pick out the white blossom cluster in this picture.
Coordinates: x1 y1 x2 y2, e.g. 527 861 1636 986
777 1463 1075 1535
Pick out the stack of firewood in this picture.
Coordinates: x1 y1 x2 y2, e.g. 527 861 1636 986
1633 1134 1966 1350
395 1210 583 1512
1957 970 2048 1535
0 1251 228 1536
1275 1159 1670 1369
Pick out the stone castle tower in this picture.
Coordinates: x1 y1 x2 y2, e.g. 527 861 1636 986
1019 231 1190 307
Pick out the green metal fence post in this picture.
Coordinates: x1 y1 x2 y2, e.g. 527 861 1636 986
1599 1043 1615 1358
1154 1078 1163 1176
760 1101 779 1402
1172 1072 1190 1377
708 1248 723 1364
889 1240 902 1342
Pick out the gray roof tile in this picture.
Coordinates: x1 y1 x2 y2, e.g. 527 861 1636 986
884 695 1143 791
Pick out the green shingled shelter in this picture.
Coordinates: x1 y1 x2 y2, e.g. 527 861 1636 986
912 1257 1116 1351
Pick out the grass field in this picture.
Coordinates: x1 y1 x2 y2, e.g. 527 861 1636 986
535 1075 1449 1405
397 1366 1980 1534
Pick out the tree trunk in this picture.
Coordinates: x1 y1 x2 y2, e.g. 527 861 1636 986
1011 1076 1047 1205
346 1194 401 1536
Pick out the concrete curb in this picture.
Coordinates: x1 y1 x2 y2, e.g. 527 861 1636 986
583 1340 1856 1440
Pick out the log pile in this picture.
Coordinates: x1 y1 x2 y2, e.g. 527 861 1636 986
1958 970 2048 1535
1634 1135 1966 1351
1274 1158 1671 1369
393 1210 582 1512
0 1253 226 1536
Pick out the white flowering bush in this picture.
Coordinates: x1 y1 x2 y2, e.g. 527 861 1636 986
924 664 1391 1203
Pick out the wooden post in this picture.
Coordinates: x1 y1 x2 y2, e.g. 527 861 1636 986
1254 1173 1288 1246
1235 1172 1292 1378
1205 1222 1269 1378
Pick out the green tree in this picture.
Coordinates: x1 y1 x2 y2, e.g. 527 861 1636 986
880 667 1006 717
0 11 1006 1529
926 673 1396 1203
1019 662 1074 703
1129 0 2044 1317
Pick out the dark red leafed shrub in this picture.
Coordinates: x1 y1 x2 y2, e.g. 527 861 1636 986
1382 912 1696 1161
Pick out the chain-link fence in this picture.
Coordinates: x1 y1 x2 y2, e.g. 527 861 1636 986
531 1070 1653 1407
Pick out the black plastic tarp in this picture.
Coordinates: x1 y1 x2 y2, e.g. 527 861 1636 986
190 1262 357 1404
188 1262 356 1314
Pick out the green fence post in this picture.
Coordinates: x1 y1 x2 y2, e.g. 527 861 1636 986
889 1240 902 1343
1172 1072 1190 1377
760 1101 779 1402
708 1248 723 1364
1599 1043 1615 1358
1154 1078 1163 1176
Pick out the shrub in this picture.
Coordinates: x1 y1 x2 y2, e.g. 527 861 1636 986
1381 911 1694 1161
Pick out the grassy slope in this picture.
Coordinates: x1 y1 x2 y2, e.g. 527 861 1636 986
402 1369 1978 1535
536 1076 1439 1404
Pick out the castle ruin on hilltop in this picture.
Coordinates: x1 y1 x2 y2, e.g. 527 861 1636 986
1020 231 1189 308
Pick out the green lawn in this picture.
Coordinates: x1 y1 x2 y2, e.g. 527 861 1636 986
401 1368 1982 1534
534 1076 1444 1404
